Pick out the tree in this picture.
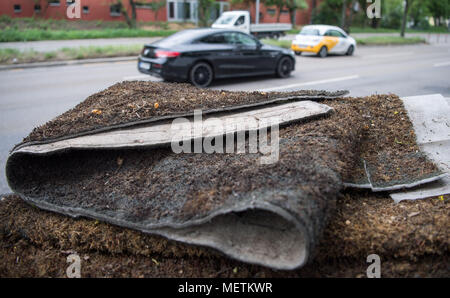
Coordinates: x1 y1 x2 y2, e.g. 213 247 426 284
112 0 138 28
263 0 308 25
427 0 450 27
310 0 317 23
112 0 167 29
313 0 345 27
198 0 215 27
147 0 166 21
264 0 285 22
285 0 308 25
409 0 430 29
400 0 413 37
341 0 347 28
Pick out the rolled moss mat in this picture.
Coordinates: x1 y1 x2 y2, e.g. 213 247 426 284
0 193 448 277
4 81 444 271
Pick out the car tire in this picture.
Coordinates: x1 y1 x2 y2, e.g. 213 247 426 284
276 56 293 78
190 62 213 88
318 46 328 58
294 51 302 56
346 45 354 56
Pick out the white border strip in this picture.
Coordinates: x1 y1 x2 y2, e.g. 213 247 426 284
259 75 360 92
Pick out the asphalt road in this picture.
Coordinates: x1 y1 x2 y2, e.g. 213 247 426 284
1 43 449 195
0 33 448 52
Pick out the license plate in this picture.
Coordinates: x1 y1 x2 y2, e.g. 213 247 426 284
139 62 151 70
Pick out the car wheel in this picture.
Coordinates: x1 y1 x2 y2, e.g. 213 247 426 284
295 51 302 56
190 62 213 88
276 56 293 78
318 46 328 58
346 45 354 56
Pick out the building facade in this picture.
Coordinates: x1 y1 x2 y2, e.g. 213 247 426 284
0 0 314 25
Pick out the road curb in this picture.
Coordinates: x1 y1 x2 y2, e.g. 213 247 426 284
0 56 137 71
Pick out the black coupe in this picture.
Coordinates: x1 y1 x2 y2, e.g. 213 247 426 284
137 28 296 87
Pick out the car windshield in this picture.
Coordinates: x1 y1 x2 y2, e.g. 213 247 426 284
153 30 199 47
214 14 236 25
299 28 321 36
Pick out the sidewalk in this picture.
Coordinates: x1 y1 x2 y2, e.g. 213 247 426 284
0 37 162 52
0 56 137 71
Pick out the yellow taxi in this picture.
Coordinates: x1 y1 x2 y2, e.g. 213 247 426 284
291 25 357 57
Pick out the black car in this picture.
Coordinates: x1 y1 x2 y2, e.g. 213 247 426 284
138 28 295 87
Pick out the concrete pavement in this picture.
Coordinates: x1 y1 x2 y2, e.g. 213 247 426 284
0 37 161 52
1 43 449 195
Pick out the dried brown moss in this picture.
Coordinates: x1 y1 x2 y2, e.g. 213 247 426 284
21 81 346 144
1 193 448 277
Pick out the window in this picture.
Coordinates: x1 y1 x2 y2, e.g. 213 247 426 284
325 30 346 37
83 6 89 14
201 33 229 44
214 14 235 25
155 30 200 47
110 4 122 16
267 9 276 16
232 32 257 46
179 1 190 20
234 16 245 26
66 0 75 4
168 2 175 19
13 4 21 13
49 0 60 6
167 0 201 22
34 4 41 13
300 28 320 36
201 32 257 47
281 9 288 14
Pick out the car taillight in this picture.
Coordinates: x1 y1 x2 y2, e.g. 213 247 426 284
155 50 181 58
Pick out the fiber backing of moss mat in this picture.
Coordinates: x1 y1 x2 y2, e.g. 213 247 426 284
4 81 444 271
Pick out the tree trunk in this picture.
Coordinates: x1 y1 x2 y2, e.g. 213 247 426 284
341 0 347 28
362 1 367 28
310 0 316 24
289 8 296 26
345 0 355 33
130 0 137 28
276 7 281 23
121 0 137 28
121 8 133 28
400 0 410 37
198 0 210 27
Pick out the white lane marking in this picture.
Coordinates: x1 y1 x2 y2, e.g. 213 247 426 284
123 75 151 80
365 52 414 59
433 61 450 67
259 75 360 92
